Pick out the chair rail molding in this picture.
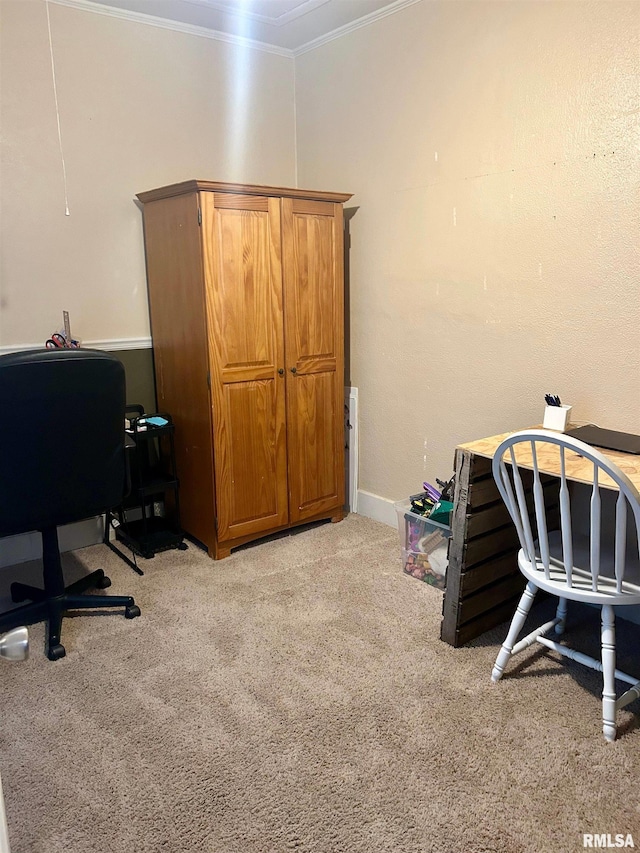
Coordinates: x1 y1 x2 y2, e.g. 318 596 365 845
0 338 153 356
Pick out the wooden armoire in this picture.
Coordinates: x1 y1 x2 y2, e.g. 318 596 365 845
136 180 352 559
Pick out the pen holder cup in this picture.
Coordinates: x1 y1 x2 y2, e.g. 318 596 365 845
543 404 572 432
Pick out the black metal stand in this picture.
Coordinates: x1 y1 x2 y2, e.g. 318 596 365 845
103 512 144 575
108 408 187 574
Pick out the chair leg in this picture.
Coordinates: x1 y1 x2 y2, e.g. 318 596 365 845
601 604 617 743
10 582 46 604
554 597 568 636
46 602 65 661
3 526 140 659
63 594 134 610
65 569 111 595
0 600 49 635
491 581 537 682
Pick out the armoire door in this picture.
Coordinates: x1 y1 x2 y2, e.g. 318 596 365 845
201 192 289 542
281 197 345 524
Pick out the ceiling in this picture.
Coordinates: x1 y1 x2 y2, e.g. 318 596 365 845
83 0 416 53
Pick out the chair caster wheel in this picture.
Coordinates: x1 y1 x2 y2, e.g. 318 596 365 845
177 542 188 551
48 644 66 661
96 575 112 589
125 605 141 619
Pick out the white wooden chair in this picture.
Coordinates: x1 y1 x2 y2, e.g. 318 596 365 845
491 429 640 742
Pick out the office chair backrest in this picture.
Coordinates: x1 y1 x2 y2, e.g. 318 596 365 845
492 429 640 600
0 349 126 536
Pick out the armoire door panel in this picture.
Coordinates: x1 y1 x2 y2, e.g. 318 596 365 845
292 357 337 376
291 199 335 216
286 372 339 518
282 199 345 522
216 379 288 539
285 212 337 366
213 193 269 211
214 207 277 371
220 365 274 383
201 193 288 541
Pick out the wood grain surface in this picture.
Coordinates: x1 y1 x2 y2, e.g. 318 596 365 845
282 199 345 524
138 181 350 559
202 194 289 542
441 427 640 646
137 180 352 205
460 428 640 491
140 193 217 551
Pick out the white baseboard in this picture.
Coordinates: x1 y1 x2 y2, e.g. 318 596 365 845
0 492 399 566
0 517 105 568
355 490 397 527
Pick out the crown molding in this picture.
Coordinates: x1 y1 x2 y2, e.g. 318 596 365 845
85 336 153 351
49 0 423 57
48 0 294 57
0 337 152 356
192 0 331 28
293 0 422 56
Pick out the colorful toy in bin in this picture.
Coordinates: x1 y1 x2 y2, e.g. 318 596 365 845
428 499 453 525
396 475 454 588
404 550 447 588
409 483 453 528
404 522 449 588
395 498 452 590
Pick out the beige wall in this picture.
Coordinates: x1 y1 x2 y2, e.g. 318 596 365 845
296 0 640 503
2 0 638 508
0 0 295 348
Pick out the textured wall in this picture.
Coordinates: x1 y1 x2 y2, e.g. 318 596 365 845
296 0 640 501
0 0 296 348
112 347 156 414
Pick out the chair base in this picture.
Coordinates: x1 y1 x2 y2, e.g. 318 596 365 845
492 585 640 742
0 528 140 660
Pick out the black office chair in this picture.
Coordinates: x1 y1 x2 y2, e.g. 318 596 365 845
0 349 140 660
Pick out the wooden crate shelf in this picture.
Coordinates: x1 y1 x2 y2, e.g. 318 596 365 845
440 445 559 647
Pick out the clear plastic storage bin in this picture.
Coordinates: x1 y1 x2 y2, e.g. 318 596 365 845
395 500 452 589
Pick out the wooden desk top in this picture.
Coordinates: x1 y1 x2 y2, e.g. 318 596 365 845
458 428 640 492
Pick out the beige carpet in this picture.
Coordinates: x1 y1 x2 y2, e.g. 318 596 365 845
1 514 639 853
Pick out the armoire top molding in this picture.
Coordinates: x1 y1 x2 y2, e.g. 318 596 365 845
136 180 352 205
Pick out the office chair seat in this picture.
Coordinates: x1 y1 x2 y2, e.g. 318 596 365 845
490 429 640 742
0 349 140 660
